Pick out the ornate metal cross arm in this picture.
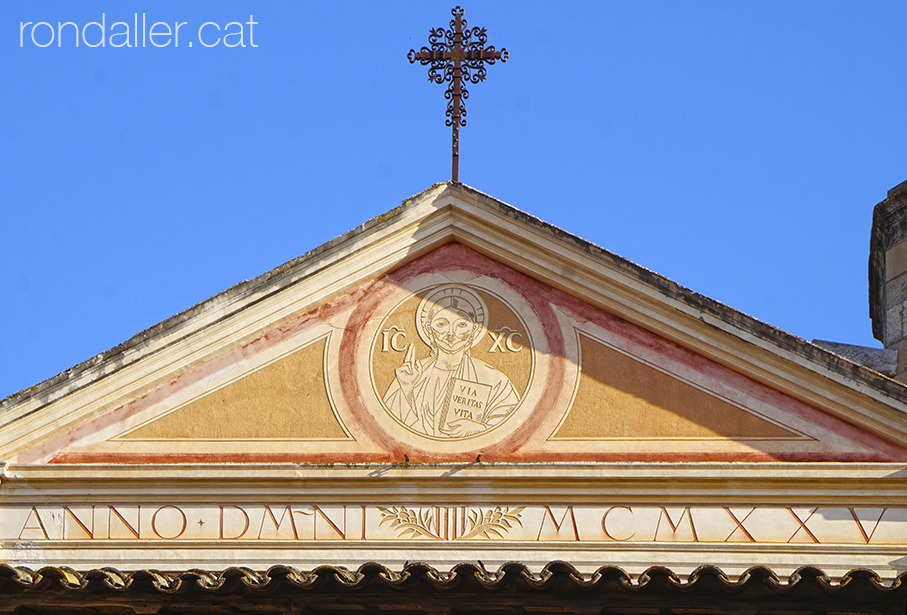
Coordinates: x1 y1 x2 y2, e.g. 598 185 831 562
409 6 508 183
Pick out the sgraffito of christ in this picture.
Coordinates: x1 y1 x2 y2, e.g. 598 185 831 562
382 286 520 439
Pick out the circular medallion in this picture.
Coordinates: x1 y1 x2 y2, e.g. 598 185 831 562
369 282 534 442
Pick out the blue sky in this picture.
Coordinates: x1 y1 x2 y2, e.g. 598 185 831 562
2 1 906 399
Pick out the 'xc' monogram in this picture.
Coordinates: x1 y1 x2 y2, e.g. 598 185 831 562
488 327 523 353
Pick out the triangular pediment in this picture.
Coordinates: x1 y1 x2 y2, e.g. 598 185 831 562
554 331 801 440
116 335 350 441
3 183 907 465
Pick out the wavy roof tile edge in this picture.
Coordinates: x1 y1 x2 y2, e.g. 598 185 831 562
1 562 905 595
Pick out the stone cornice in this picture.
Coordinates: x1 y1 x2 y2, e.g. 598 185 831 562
3 462 906 504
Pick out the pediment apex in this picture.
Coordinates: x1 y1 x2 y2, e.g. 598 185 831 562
2 183 907 462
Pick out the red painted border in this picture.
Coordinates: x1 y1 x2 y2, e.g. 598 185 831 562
43 243 907 464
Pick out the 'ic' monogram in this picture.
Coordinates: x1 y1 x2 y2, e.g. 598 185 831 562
380 327 407 352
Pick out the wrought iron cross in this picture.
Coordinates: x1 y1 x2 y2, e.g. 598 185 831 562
408 7 508 183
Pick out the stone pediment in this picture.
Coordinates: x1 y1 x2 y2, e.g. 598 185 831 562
2 183 906 465
3 183 907 581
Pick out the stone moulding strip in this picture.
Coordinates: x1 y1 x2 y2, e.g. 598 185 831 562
4 462 907 502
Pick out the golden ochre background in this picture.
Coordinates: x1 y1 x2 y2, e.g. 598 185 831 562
370 287 533 405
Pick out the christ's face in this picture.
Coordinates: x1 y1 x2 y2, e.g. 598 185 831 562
429 307 476 353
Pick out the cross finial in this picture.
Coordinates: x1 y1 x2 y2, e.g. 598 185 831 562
408 7 508 183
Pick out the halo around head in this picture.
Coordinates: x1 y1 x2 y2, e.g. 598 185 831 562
416 285 488 349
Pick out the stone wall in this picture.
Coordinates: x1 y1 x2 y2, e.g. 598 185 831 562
869 180 907 381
